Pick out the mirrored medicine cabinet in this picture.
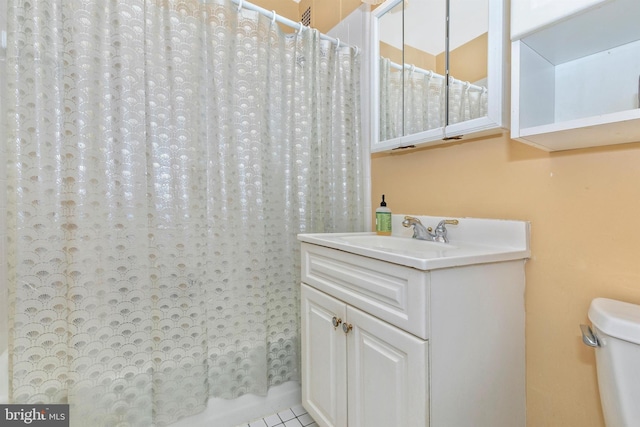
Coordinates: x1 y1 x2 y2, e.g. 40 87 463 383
371 0 509 153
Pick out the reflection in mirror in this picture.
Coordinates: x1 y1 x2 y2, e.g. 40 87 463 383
377 0 490 143
448 0 489 125
402 62 445 135
403 0 445 135
378 1 404 140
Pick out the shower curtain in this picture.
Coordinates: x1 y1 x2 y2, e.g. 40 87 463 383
4 0 365 425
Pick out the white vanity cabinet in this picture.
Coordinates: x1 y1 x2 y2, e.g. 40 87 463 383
511 0 640 151
302 284 428 427
299 221 528 427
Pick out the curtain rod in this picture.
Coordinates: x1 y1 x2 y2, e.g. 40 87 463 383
230 0 359 55
385 58 486 92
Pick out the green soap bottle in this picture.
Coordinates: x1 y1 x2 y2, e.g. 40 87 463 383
375 194 392 236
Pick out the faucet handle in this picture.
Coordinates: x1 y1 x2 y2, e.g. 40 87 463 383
403 215 422 223
402 216 422 228
435 219 458 230
433 219 458 243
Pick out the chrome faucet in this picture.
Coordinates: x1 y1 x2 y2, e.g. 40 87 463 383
402 216 432 241
402 216 459 243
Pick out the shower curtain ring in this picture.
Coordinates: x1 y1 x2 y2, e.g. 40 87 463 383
271 10 277 25
298 22 305 35
353 46 359 56
335 38 341 50
237 0 244 13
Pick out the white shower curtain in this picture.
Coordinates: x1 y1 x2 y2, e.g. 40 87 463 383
4 0 365 425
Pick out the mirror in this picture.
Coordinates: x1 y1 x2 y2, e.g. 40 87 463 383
373 0 502 151
378 1 405 140
448 0 489 125
403 0 445 135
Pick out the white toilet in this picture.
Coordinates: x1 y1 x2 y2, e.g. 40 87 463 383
582 298 640 427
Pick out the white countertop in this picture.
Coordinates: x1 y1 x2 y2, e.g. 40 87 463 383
298 215 531 270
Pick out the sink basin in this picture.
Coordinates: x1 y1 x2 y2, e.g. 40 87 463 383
298 215 530 270
338 235 457 254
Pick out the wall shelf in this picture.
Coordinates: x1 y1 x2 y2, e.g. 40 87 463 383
511 0 640 151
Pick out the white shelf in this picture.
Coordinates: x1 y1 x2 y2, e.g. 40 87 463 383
517 109 640 152
511 0 640 151
519 0 640 64
510 0 607 42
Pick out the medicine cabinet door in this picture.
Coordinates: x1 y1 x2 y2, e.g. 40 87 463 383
446 0 488 128
377 0 406 142
402 0 446 140
445 0 508 139
374 0 446 152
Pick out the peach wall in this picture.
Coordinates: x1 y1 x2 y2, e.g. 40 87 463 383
404 44 437 72
250 0 300 32
379 41 403 65
250 0 299 20
379 42 438 74
449 33 487 83
372 134 640 427
435 33 488 81
250 0 363 35
298 0 362 33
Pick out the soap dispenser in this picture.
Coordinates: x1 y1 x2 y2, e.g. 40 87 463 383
375 195 392 236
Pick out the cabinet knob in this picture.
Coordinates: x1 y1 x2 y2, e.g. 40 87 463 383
332 316 342 328
342 323 353 334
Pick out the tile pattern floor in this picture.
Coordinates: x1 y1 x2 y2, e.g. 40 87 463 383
236 404 317 427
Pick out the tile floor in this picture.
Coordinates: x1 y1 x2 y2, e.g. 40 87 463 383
236 404 317 427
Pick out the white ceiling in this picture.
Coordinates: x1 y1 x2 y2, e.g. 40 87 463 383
379 0 489 55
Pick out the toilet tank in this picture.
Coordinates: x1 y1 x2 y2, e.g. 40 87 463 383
588 298 640 427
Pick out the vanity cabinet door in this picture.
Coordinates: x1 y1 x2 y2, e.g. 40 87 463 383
301 284 429 427
346 306 429 427
301 284 348 427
